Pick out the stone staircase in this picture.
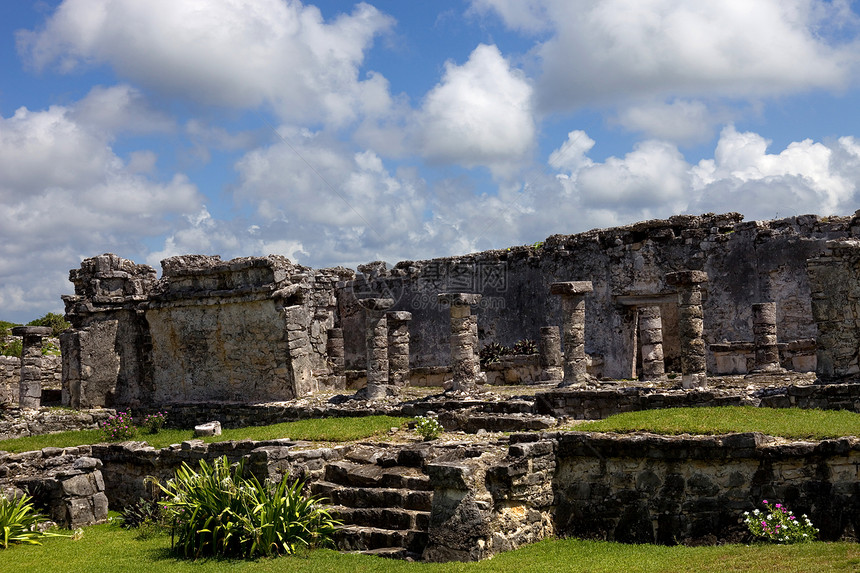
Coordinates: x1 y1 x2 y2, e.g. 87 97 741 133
311 444 436 560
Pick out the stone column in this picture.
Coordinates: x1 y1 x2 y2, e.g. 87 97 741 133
637 306 666 381
326 328 345 375
363 298 395 400
539 326 564 381
12 326 52 409
550 281 593 386
665 270 708 389
437 293 482 393
752 302 782 372
386 311 412 388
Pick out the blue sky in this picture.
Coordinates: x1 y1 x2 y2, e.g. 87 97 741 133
3 0 860 323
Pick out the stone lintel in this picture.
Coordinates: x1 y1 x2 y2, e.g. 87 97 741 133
665 270 709 286
11 326 53 337
437 293 482 306
615 294 676 306
361 297 395 311
550 281 594 296
386 311 413 322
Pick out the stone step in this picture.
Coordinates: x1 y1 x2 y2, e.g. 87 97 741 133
329 505 430 531
312 480 433 512
334 525 428 555
324 460 432 490
353 546 420 561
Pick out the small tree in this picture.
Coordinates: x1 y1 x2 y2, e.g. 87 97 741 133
27 312 70 337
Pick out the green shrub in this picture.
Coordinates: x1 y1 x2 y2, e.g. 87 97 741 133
152 456 338 559
119 497 164 530
745 500 818 544
142 412 167 434
100 411 137 441
414 416 443 440
0 494 57 549
0 338 21 358
479 342 509 367
26 313 70 337
512 338 537 355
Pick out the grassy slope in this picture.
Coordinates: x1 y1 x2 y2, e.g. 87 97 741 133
1 525 859 573
575 406 860 440
0 416 409 453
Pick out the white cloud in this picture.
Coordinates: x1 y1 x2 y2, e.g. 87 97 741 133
18 0 395 127
614 99 721 143
70 84 174 135
473 0 858 112
0 99 204 321
232 134 430 264
417 44 536 176
690 125 857 217
576 140 691 211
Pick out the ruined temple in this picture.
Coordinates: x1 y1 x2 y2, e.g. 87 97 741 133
38 210 860 409
6 211 860 560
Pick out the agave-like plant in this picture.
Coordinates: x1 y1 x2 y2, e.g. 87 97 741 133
0 494 50 549
151 456 338 559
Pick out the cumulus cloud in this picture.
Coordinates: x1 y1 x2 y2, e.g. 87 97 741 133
70 84 174 135
532 125 860 239
417 44 536 176
472 0 859 112
690 125 858 217
0 99 204 321
232 131 430 265
614 99 723 144
18 0 395 127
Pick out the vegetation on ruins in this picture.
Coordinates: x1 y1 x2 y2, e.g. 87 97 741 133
414 416 444 441
0 494 69 549
25 313 70 338
0 320 20 357
0 415 409 453
150 456 338 559
142 411 167 434
118 497 164 537
0 313 68 357
744 500 818 544
576 406 860 440
479 339 537 367
99 410 138 441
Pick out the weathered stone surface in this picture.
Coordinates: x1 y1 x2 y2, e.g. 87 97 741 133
194 421 222 437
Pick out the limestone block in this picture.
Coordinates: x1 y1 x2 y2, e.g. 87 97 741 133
194 421 222 437
549 282 594 295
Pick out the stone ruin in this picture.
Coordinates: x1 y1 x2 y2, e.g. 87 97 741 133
28 211 860 410
6 211 860 560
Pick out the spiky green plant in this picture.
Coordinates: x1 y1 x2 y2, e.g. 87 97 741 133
151 456 338 559
0 494 51 549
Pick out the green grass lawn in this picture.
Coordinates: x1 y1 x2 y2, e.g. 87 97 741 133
575 406 860 439
1 522 858 573
0 415 409 453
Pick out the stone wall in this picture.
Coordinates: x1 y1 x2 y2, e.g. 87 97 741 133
424 431 860 559
58 212 860 408
1 446 108 528
0 407 115 441
807 240 860 382
3 429 860 557
1 352 63 406
548 431 860 543
339 213 856 379
535 387 755 419
61 254 356 408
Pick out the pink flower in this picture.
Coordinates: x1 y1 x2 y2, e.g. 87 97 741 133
762 500 768 504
